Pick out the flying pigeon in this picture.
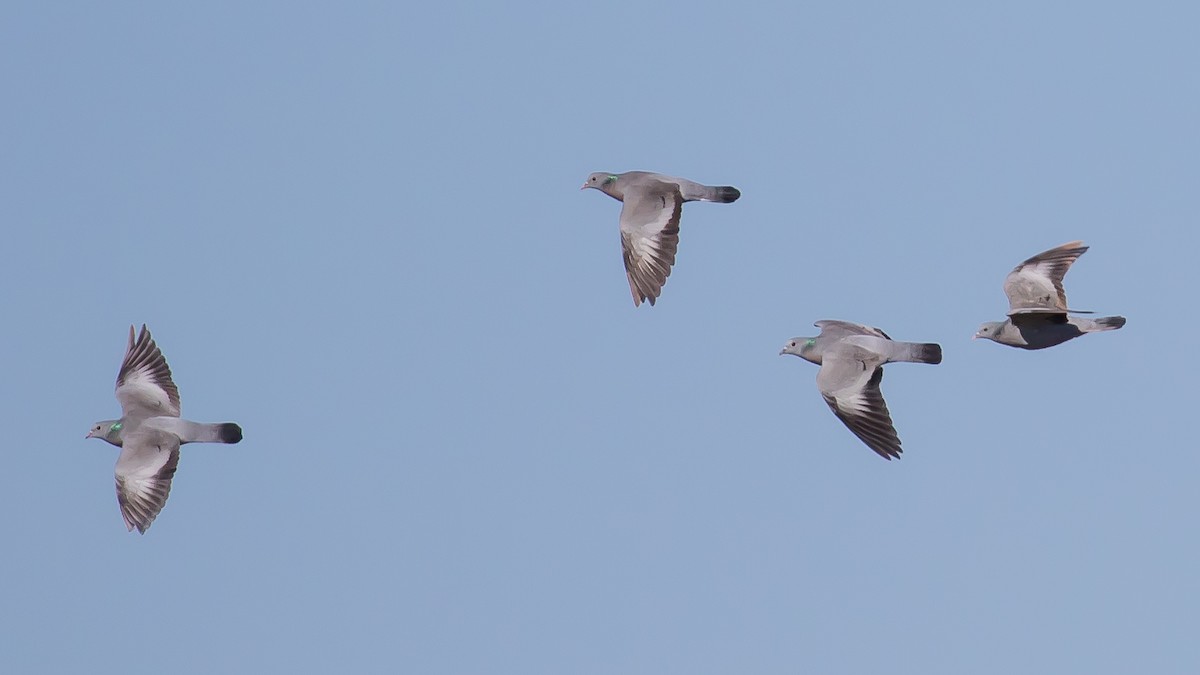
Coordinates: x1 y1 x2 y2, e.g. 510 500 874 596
581 170 740 306
974 241 1125 349
86 325 243 533
780 320 942 460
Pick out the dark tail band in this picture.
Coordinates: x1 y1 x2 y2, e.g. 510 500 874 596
219 423 244 444
917 343 943 364
714 186 741 203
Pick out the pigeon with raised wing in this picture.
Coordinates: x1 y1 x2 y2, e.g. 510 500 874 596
974 241 1126 349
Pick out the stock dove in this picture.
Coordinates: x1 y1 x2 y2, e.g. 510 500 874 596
781 320 942 460
581 171 740 306
974 241 1125 349
86 325 243 533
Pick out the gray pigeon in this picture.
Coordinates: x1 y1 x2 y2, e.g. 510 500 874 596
581 170 740 306
780 320 942 460
86 325 243 533
974 241 1126 349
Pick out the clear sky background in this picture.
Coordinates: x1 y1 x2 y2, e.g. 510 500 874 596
2 2 1196 673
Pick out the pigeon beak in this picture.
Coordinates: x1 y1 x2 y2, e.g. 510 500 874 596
580 183 589 190
778 349 786 356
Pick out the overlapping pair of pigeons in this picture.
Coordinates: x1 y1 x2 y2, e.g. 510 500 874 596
83 170 1125 534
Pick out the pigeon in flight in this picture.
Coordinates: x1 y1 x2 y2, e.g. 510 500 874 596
781 320 942 460
974 241 1125 349
581 171 740 306
86 325 243 533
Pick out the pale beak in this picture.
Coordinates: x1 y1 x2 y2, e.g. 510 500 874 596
580 183 589 190
972 334 979 340
779 349 787 355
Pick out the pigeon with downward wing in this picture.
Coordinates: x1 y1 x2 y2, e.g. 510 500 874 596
86 325 243 533
781 320 942 460
581 171 740 306
974 241 1126 349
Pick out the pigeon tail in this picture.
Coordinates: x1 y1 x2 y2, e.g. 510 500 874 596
1089 316 1126 332
153 419 244 444
893 342 943 365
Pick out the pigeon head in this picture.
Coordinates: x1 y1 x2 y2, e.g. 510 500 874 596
581 172 621 196
779 337 819 362
86 420 124 447
973 322 1004 342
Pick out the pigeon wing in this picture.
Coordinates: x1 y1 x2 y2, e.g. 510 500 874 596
618 182 684 307
114 430 182 533
816 354 901 460
1004 241 1091 316
115 325 181 420
814 320 893 341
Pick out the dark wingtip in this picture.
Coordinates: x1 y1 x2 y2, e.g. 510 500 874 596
716 186 741 203
1097 316 1126 330
873 446 901 460
220 423 243 444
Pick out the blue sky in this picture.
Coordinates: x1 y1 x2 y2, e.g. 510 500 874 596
2 2 1197 673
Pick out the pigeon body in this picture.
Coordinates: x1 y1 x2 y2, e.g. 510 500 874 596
86 325 242 533
976 315 1126 350
581 170 740 306
781 320 941 460
975 241 1126 349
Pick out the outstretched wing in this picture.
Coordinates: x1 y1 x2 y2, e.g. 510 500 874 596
816 354 901 460
618 182 684 307
115 325 181 420
1004 241 1091 316
114 430 182 533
